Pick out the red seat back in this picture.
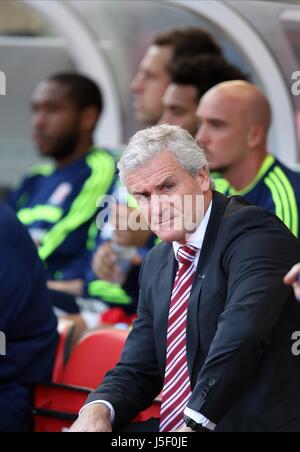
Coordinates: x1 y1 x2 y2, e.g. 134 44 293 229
52 319 75 383
33 328 161 431
60 329 128 388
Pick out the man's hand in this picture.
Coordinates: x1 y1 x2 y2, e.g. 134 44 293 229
284 263 300 300
92 242 122 283
69 403 112 432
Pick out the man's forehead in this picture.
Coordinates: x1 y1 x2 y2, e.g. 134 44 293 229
165 84 198 104
142 45 173 69
32 80 69 102
127 153 180 189
197 90 243 119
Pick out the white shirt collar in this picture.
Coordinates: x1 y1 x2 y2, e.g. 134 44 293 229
173 201 212 261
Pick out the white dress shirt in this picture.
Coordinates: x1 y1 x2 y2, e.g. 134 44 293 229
81 202 216 431
173 201 212 270
173 202 215 430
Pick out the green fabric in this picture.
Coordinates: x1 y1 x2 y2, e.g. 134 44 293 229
27 163 55 177
86 220 99 251
227 155 275 196
211 155 299 237
88 280 132 305
18 205 63 225
271 166 298 237
38 150 115 260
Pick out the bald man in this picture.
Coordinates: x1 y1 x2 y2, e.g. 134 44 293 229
196 81 300 238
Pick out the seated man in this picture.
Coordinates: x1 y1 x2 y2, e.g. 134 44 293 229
61 27 223 327
50 184 155 331
70 125 300 433
131 27 223 128
7 73 116 293
160 54 249 137
196 80 300 237
0 202 58 432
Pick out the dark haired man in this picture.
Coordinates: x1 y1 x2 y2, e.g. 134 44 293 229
7 73 116 292
160 54 249 137
131 27 222 127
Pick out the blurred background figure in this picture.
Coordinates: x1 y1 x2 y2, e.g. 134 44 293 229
196 81 300 237
0 202 57 432
0 1 299 177
131 27 223 127
6 73 116 294
160 54 249 137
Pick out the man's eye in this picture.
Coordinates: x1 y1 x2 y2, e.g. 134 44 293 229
145 73 156 81
171 109 184 117
46 105 61 113
164 184 174 191
135 194 149 203
211 121 225 129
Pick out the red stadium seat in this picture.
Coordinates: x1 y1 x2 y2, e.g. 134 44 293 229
52 319 75 383
33 328 161 432
33 383 91 433
61 329 128 388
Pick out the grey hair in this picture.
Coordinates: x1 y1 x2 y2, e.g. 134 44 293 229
118 124 213 187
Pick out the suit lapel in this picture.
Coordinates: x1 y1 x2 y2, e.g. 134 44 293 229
186 192 229 376
155 192 229 377
155 246 177 374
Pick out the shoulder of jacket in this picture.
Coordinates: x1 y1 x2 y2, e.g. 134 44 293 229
143 241 172 268
26 163 55 178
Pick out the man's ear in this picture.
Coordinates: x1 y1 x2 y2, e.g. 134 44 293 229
80 107 99 132
247 124 264 149
198 167 211 192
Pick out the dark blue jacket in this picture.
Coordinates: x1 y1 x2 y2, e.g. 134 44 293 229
7 148 116 280
0 202 58 431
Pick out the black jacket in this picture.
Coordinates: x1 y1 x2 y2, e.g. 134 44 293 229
87 192 300 432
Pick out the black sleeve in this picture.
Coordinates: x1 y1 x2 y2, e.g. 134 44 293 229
0 239 57 384
187 209 300 423
86 257 163 429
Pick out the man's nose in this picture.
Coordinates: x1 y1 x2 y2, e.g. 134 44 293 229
32 112 46 131
151 195 171 218
159 111 172 126
196 125 209 148
131 72 144 94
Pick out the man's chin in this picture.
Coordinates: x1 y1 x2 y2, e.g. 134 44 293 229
155 229 187 244
208 162 227 173
37 147 53 158
134 109 160 127
133 106 146 123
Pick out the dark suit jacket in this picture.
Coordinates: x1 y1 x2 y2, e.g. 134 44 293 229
87 192 300 432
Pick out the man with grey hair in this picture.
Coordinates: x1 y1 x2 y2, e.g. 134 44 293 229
71 125 300 433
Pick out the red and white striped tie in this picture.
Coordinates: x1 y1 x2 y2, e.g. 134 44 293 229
159 244 198 433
